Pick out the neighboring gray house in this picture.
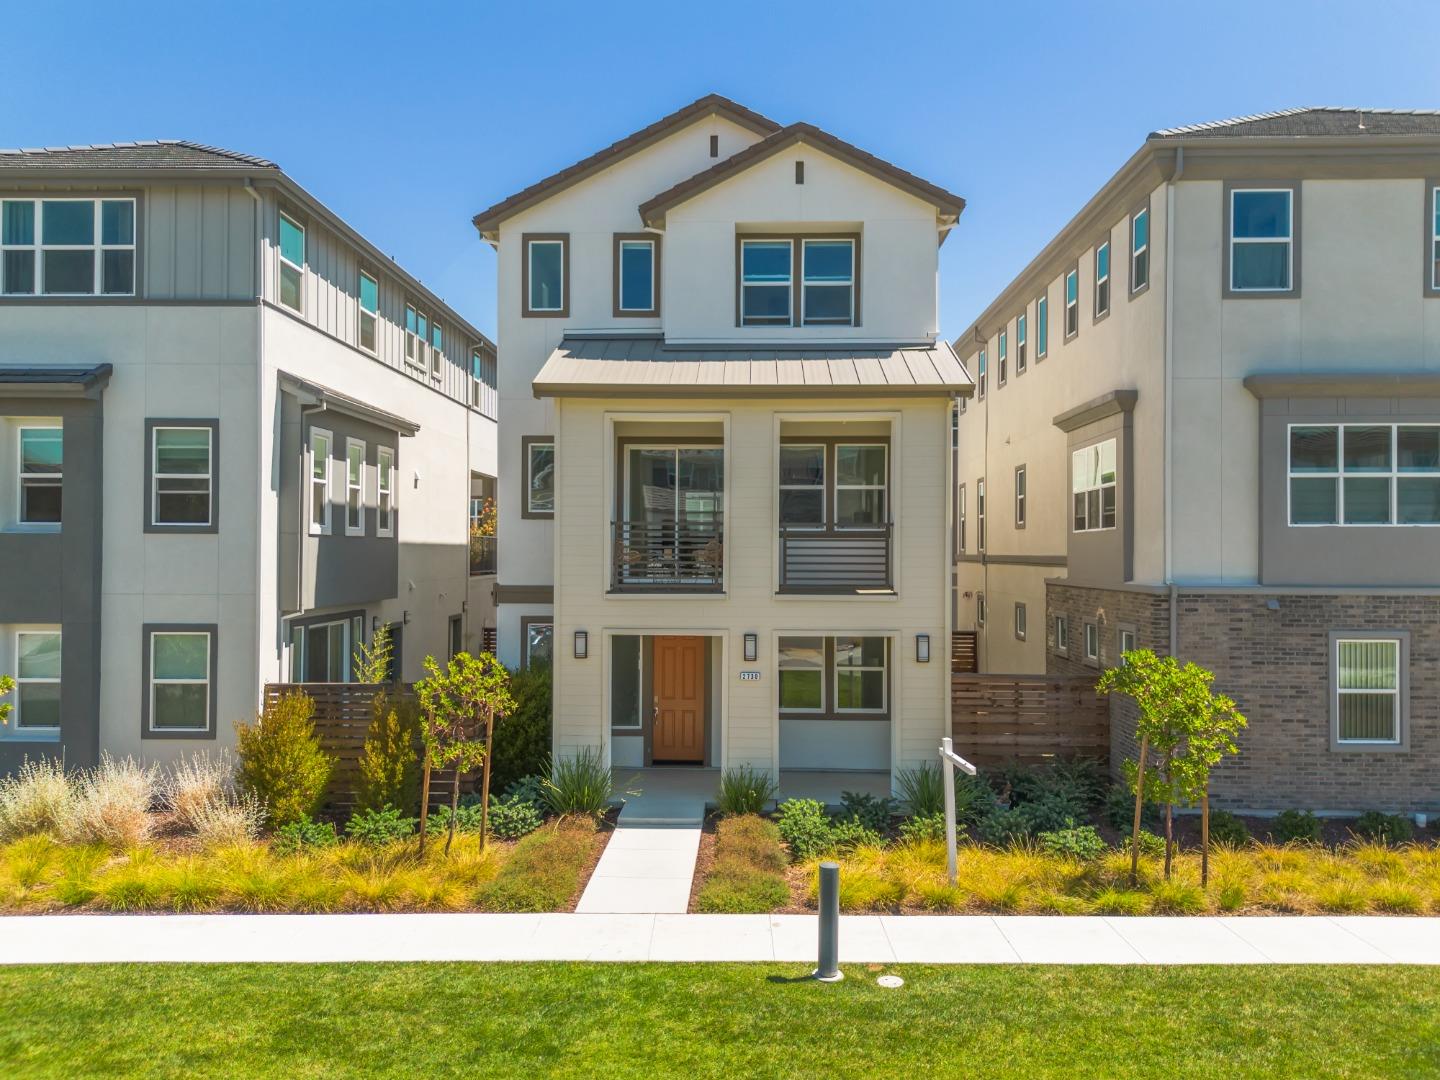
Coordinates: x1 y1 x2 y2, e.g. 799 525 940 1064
0 142 498 772
953 108 1440 814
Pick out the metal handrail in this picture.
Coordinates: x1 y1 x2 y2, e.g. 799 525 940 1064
612 518 723 589
777 521 893 590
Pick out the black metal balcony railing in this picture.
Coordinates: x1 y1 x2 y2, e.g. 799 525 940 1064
778 523 893 592
612 519 723 590
469 534 497 575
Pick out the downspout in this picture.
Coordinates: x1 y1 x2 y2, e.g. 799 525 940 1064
1164 147 1183 657
242 179 275 680
295 400 327 674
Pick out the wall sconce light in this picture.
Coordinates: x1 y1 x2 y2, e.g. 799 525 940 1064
743 633 758 663
371 616 380 633
916 634 931 663
574 630 588 659
402 610 411 626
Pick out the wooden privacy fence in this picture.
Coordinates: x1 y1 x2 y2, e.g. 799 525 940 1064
950 673 1109 767
951 631 977 673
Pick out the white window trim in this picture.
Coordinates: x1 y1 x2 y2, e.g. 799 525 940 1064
800 238 855 327
834 442 887 530
1229 188 1293 293
833 636 887 715
1036 295 1049 358
309 427 333 536
149 630 211 733
617 238 656 313
1084 621 1099 662
1016 312 1027 372
1334 636 1402 746
997 330 1008 386
1015 465 1026 527
1072 440 1118 533
11 628 61 735
976 348 986 399
151 425 213 527
358 271 378 354
957 482 966 553
1094 241 1111 317
344 438 365 536
1287 423 1440 528
976 478 986 551
740 238 794 327
429 320 443 377
278 211 305 313
1054 615 1069 655
289 618 355 684
778 636 827 714
1014 602 1027 641
16 423 62 528
778 442 826 531
376 446 395 537
976 592 986 627
1131 208 1150 293
1064 270 1079 337
527 239 566 313
0 197 136 297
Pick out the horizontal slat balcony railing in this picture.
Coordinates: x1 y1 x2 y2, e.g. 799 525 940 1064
778 523 893 592
469 534 497 575
612 519 724 591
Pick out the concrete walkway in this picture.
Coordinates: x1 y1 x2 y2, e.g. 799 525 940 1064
2 914 1437 965
575 791 704 914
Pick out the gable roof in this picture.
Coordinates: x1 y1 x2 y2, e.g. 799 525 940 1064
1151 107 1440 139
471 95 780 238
0 140 276 171
638 122 967 229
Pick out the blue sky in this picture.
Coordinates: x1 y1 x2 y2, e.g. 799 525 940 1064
6 0 1439 341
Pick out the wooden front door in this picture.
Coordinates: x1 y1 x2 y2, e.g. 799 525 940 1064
652 635 706 763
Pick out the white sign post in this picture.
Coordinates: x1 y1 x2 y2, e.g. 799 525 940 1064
939 736 977 888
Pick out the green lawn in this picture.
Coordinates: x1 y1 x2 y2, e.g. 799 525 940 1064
2 963 1437 1078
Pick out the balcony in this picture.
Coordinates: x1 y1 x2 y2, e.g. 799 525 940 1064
778 524 893 593
612 519 723 592
469 534 497 575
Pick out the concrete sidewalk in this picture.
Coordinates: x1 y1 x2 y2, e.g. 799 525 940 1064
1 913 1437 965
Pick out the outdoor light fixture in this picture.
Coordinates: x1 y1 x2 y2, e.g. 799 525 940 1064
743 633 758 662
402 610 411 625
916 634 931 663
371 616 380 633
574 630 588 659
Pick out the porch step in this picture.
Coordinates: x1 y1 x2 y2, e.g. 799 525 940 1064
615 797 705 828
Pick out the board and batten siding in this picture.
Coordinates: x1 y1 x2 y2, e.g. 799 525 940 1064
143 184 257 300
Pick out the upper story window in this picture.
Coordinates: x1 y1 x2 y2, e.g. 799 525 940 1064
523 436 555 518
997 330 1008 386
471 345 496 411
957 482 966 553
358 272 378 353
740 239 792 326
740 237 857 327
1014 464 1026 527
345 439 365 536
430 320 443 376
1072 439 1117 532
801 239 855 325
377 446 395 538
1 198 135 296
523 234 568 317
278 212 305 312
309 427 332 535
150 424 214 528
1131 206 1150 293
18 425 62 524
1064 268 1079 339
1229 188 1293 292
976 477 986 550
615 235 658 316
976 348 986 400
404 304 435 370
1094 241 1111 318
1289 424 1440 526
1431 185 1440 292
1016 313 1027 373
778 442 887 530
1036 295 1049 358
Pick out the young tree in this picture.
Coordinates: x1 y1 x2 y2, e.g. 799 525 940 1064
0 673 13 727
414 652 515 855
1171 688 1246 886
352 624 394 685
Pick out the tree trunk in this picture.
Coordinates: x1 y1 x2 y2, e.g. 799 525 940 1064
418 750 432 858
479 707 497 853
1163 765 1174 881
445 767 460 856
1130 734 1149 887
1201 787 1211 888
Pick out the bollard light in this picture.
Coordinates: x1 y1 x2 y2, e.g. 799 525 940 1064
815 861 842 982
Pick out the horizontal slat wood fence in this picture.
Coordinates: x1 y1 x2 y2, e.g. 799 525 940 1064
951 631 977 673
951 673 1109 767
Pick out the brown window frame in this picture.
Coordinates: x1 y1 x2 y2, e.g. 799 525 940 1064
612 233 661 317
735 233 862 328
521 232 569 318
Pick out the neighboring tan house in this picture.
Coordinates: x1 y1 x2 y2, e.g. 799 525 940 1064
473 95 970 789
0 141 497 772
953 108 1440 813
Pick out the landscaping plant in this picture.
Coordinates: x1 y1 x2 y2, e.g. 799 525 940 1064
716 765 777 816
271 817 338 855
694 814 789 913
354 693 422 816
0 758 73 840
837 791 899 833
488 663 551 794
1207 809 1250 847
541 747 613 817
897 762 996 824
234 691 334 828
0 672 12 727
1038 824 1107 861
347 806 418 846
1353 811 1414 846
63 755 158 849
485 794 543 840
1271 809 1322 845
414 651 516 855
189 791 266 848
898 812 965 847
775 798 833 861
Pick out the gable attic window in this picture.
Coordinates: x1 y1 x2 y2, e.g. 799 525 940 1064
278 212 305 312
739 236 858 327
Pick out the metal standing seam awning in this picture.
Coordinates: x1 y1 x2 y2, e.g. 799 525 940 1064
277 371 420 435
531 336 974 399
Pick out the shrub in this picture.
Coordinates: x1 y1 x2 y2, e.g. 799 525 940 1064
695 815 789 914
1047 758 1108 808
64 755 158 848
992 761 1096 814
271 817 338 855
1353 811 1414 846
977 808 1031 848
504 774 547 808
0 758 74 840
354 692 421 816
1037 824 1106 861
487 794 543 840
896 763 998 825
830 817 883 853
1271 809 1323 845
235 692 335 828
474 817 597 912
838 791 899 833
159 751 237 833
346 806 417 846
1014 794 1081 837
1104 782 1162 831
716 766 777 816
1114 829 1166 859
490 663 551 794
190 791 266 847
898 812 965 846
423 802 484 836
542 748 612 817
775 799 833 862
1208 809 1250 847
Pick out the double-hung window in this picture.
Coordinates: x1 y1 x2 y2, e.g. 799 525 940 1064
835 637 886 711
430 321 443 376
778 443 887 530
976 348 986 400
1072 439 1117 532
1229 188 1293 292
835 444 886 527
524 437 555 517
957 482 966 552
345 439 365 535
778 636 887 716
14 630 61 732
376 446 395 537
801 239 854 325
0 198 134 296
1014 602 1027 641
997 329 1008 386
148 629 212 732
1014 465 1026 527
18 425 62 524
778 444 823 528
615 235 658 315
1054 615 1069 654
1016 312 1028 373
404 305 422 367
524 235 567 316
976 477 986 551
1131 207 1150 293
151 424 213 527
1084 621 1099 663
740 239 792 326
309 428 332 534
1334 636 1403 745
1036 294 1049 358
358 272 378 353
1064 268 1079 338
977 592 986 627
1094 241 1111 318
778 636 825 711
1431 185 1440 292
1288 424 1440 526
278 212 305 312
